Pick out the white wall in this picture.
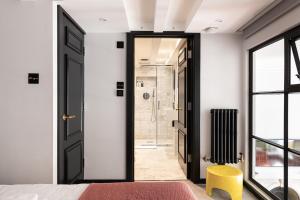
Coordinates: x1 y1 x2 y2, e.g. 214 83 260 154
84 33 126 179
242 5 300 199
0 0 53 184
200 34 243 178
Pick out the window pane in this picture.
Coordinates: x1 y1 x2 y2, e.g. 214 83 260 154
253 139 284 199
253 94 284 141
291 49 300 85
289 93 300 152
253 39 284 92
291 39 300 85
288 152 300 198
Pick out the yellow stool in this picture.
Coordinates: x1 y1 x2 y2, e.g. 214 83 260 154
206 165 243 200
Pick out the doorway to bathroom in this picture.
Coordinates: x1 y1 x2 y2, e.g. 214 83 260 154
127 32 200 183
134 37 185 180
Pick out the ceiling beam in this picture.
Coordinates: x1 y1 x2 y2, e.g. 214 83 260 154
240 0 300 38
184 0 203 31
153 0 171 32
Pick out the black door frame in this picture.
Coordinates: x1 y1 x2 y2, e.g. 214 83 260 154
126 32 201 183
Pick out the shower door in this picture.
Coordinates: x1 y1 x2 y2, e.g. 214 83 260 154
135 65 175 148
156 66 175 146
134 66 157 148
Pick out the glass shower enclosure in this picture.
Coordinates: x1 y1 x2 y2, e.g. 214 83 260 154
135 65 177 148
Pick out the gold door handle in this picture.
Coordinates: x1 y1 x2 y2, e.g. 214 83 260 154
63 114 76 121
176 107 183 111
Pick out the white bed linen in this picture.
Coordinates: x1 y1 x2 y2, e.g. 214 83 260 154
0 184 89 200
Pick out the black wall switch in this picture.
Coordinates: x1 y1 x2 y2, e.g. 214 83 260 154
117 90 124 97
116 41 124 49
117 82 124 89
28 73 39 84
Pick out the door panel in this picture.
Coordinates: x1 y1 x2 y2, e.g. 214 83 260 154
58 6 85 184
65 142 83 183
66 56 83 137
177 43 188 177
178 130 186 163
178 68 186 127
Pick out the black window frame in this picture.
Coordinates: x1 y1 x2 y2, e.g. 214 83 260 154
249 25 300 200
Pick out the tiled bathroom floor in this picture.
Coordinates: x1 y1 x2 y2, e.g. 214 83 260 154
134 145 186 180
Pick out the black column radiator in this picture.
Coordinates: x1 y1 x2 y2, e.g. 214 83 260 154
210 109 238 164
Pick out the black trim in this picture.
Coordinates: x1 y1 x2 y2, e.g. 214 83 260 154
199 178 206 184
126 31 201 184
249 24 300 200
252 136 284 150
287 147 300 156
126 33 135 182
243 180 267 200
75 179 128 184
290 40 300 75
252 91 284 95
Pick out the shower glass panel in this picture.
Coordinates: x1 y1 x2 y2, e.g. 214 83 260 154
135 66 157 148
135 65 176 148
157 66 175 146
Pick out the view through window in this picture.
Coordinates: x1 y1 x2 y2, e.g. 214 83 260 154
249 28 300 199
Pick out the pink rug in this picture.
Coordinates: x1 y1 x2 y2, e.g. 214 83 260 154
79 182 197 200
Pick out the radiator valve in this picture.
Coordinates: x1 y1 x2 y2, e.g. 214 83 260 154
238 152 244 162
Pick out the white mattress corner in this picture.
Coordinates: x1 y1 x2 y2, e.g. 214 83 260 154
0 184 89 200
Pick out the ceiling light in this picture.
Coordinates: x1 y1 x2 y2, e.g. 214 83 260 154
99 18 108 22
202 27 218 33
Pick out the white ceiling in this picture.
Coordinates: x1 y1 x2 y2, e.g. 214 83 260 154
135 38 183 67
59 0 129 33
58 0 276 33
186 0 275 33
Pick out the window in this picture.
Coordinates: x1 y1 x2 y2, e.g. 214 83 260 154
290 38 300 85
249 26 300 200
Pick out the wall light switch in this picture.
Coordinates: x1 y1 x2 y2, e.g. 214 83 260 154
28 73 39 84
116 41 124 49
117 82 124 89
117 90 124 97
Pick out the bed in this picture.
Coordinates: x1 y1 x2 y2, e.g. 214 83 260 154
0 181 198 200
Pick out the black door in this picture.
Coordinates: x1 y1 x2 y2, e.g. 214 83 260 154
177 41 189 177
57 6 85 184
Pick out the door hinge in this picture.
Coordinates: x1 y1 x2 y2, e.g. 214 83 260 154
188 50 192 59
188 102 192 111
188 154 192 163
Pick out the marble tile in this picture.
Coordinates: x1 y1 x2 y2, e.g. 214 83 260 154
135 66 177 142
134 146 186 181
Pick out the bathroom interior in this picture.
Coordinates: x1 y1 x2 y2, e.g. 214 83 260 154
134 37 187 180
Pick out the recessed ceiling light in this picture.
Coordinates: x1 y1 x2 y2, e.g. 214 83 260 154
99 18 108 22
